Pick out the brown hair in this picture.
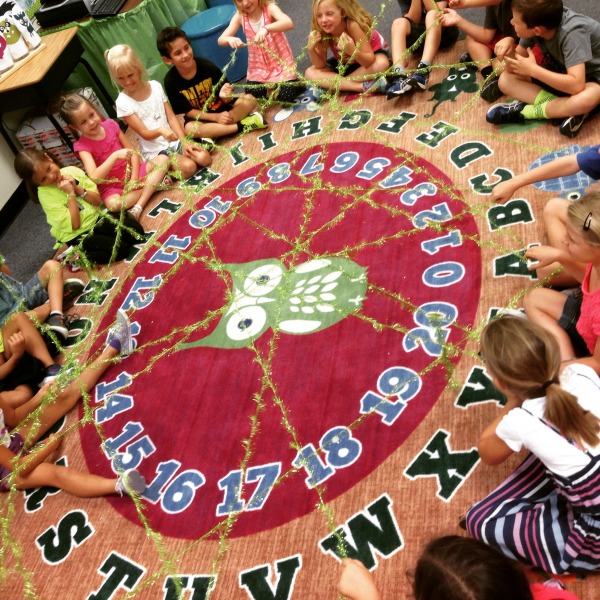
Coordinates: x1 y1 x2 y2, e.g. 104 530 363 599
481 316 600 448
156 26 191 59
511 0 563 29
13 147 62 203
412 536 533 600
56 92 96 128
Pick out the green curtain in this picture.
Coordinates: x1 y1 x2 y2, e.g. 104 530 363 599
42 0 207 106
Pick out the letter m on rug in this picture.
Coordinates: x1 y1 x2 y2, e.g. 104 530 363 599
319 494 403 569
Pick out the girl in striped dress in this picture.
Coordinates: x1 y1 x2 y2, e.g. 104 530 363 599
467 316 600 574
218 0 302 103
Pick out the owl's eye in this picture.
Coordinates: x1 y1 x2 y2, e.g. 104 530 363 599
244 264 283 297
447 74 457 81
226 306 267 341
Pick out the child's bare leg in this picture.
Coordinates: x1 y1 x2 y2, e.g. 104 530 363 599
3 313 54 368
390 17 411 67
104 192 140 212
186 120 238 140
15 462 119 497
537 197 581 286
542 83 600 119
466 38 492 67
37 260 64 315
169 154 198 180
185 144 212 168
227 95 258 122
421 10 443 64
497 70 539 103
13 345 120 440
1 385 34 409
28 304 50 324
523 288 576 360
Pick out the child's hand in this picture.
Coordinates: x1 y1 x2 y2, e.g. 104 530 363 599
226 36 245 49
490 179 518 203
504 48 537 77
337 559 381 600
58 176 77 195
449 0 466 7
494 37 515 61
215 111 234 125
219 82 234 101
159 127 178 142
337 32 356 58
441 8 459 27
113 148 133 162
524 244 562 270
308 29 322 51
6 332 25 361
255 26 269 44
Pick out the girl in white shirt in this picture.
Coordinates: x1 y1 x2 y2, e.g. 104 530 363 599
466 316 600 574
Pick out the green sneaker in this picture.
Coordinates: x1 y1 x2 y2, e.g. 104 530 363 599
241 112 268 132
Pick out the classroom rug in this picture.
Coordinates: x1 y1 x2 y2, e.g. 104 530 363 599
3 43 600 599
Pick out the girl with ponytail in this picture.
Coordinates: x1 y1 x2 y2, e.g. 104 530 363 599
466 316 600 574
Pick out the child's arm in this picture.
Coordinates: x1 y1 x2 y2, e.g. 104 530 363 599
308 30 327 69
337 559 382 600
117 131 141 184
122 112 178 144
477 398 519 465
441 9 497 44
218 12 245 49
164 102 187 139
254 4 294 43
563 337 600 374
525 245 587 283
491 154 581 203
506 51 587 96
341 21 376 68
0 333 25 381
78 147 133 184
449 0 502 8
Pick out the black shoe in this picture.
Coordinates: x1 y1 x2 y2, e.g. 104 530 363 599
559 113 589 138
459 51 472 64
479 75 502 103
47 314 68 340
62 278 85 311
486 100 526 125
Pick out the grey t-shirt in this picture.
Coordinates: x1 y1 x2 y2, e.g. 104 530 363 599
483 0 516 39
521 8 600 81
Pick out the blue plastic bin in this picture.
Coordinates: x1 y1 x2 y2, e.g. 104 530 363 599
182 6 248 82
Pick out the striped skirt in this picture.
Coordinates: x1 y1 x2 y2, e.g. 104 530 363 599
466 453 600 574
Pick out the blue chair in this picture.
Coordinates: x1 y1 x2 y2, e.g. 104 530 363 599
181 3 248 82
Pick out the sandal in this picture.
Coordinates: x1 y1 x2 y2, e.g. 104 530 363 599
127 204 143 221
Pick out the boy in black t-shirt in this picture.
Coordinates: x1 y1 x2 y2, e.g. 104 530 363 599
157 27 266 141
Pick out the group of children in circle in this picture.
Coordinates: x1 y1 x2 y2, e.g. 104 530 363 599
3 0 600 596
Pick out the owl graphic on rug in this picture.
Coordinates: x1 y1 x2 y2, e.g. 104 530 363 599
178 257 368 350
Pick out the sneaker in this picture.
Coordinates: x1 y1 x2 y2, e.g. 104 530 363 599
62 278 85 311
198 137 216 152
479 75 502 103
47 313 68 340
362 75 388 94
240 112 268 132
40 363 61 387
386 75 412 99
559 113 589 138
115 468 146 497
486 100 526 124
407 69 429 91
495 307 527 319
107 309 134 357
459 51 472 64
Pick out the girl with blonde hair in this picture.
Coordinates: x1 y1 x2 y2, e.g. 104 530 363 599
524 188 600 373
305 0 390 93
466 316 600 574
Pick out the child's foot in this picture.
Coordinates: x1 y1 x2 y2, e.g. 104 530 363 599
362 75 388 94
386 75 412 99
485 100 526 125
495 307 527 319
115 468 146 497
559 113 589 138
107 310 134 357
47 313 68 340
40 363 62 387
240 112 268 132
407 64 429 91
197 137 216 152
127 204 143 222
62 278 85 311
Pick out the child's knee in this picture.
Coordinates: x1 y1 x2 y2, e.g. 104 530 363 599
543 197 569 225
391 17 411 37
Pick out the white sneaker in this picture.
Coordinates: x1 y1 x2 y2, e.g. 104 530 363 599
495 307 527 319
107 310 133 356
